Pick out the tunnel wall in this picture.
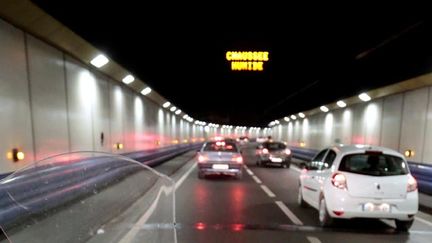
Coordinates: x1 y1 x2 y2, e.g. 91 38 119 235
0 18 205 174
273 85 432 165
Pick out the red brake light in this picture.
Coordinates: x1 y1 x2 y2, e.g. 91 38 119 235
198 155 207 163
407 174 417 192
262 148 269 154
285 149 291 155
331 173 347 190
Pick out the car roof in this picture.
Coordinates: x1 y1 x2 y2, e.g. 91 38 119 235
328 144 404 158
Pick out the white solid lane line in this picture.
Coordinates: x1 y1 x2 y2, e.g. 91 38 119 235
118 186 172 243
260 185 276 198
252 175 262 184
306 236 322 243
175 162 197 189
275 201 304 226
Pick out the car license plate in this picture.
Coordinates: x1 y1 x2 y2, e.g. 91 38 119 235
213 164 229 170
270 157 283 163
363 203 391 213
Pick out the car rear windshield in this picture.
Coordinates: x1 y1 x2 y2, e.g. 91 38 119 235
263 142 286 151
203 142 238 152
339 153 408 176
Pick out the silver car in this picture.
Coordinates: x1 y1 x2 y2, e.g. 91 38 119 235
197 140 243 179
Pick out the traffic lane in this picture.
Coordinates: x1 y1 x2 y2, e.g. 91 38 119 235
241 144 319 226
241 144 432 237
174 159 318 243
175 165 291 225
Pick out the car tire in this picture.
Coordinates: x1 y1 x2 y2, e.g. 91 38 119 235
282 162 290 168
319 197 333 227
297 185 308 208
256 160 260 166
395 219 414 232
198 171 205 179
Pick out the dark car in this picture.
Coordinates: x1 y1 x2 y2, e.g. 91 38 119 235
256 141 292 168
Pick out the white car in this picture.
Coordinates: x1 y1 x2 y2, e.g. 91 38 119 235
297 144 418 231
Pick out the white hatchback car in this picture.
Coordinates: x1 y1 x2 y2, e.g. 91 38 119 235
298 145 418 231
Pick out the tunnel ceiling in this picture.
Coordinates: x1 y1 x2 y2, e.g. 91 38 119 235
30 1 429 127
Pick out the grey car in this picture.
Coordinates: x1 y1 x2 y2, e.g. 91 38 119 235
197 141 243 179
256 141 292 168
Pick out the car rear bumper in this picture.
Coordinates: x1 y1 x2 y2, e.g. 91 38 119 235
198 163 242 175
325 188 418 220
259 156 291 164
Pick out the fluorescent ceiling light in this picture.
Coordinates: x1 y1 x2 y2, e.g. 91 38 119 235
90 54 109 68
141 87 151 95
320 106 329 112
337 100 346 108
122 75 134 84
358 93 371 102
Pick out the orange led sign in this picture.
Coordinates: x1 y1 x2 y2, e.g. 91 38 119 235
226 51 269 71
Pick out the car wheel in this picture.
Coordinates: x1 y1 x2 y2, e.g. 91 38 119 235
256 160 260 166
395 219 414 232
297 185 307 208
198 171 205 179
319 197 333 227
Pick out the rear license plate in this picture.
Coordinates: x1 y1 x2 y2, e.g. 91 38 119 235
363 203 391 213
213 164 229 170
270 157 283 163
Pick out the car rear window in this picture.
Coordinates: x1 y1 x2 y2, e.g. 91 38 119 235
204 142 238 152
263 142 286 151
339 153 408 176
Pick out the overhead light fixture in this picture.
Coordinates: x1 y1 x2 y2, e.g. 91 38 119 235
290 115 297 120
337 100 346 108
284 117 290 122
170 106 177 112
141 87 152 95
298 112 305 118
163 101 171 108
320 106 329 112
90 54 109 68
175 110 181 115
122 74 135 84
358 93 371 102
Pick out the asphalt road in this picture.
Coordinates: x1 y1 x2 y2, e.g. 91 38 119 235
172 143 432 243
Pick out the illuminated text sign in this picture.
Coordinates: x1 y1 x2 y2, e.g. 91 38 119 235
226 51 269 71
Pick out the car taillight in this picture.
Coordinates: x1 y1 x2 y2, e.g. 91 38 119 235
331 173 347 190
198 155 207 163
232 156 243 163
407 174 417 192
262 148 269 154
285 149 291 155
